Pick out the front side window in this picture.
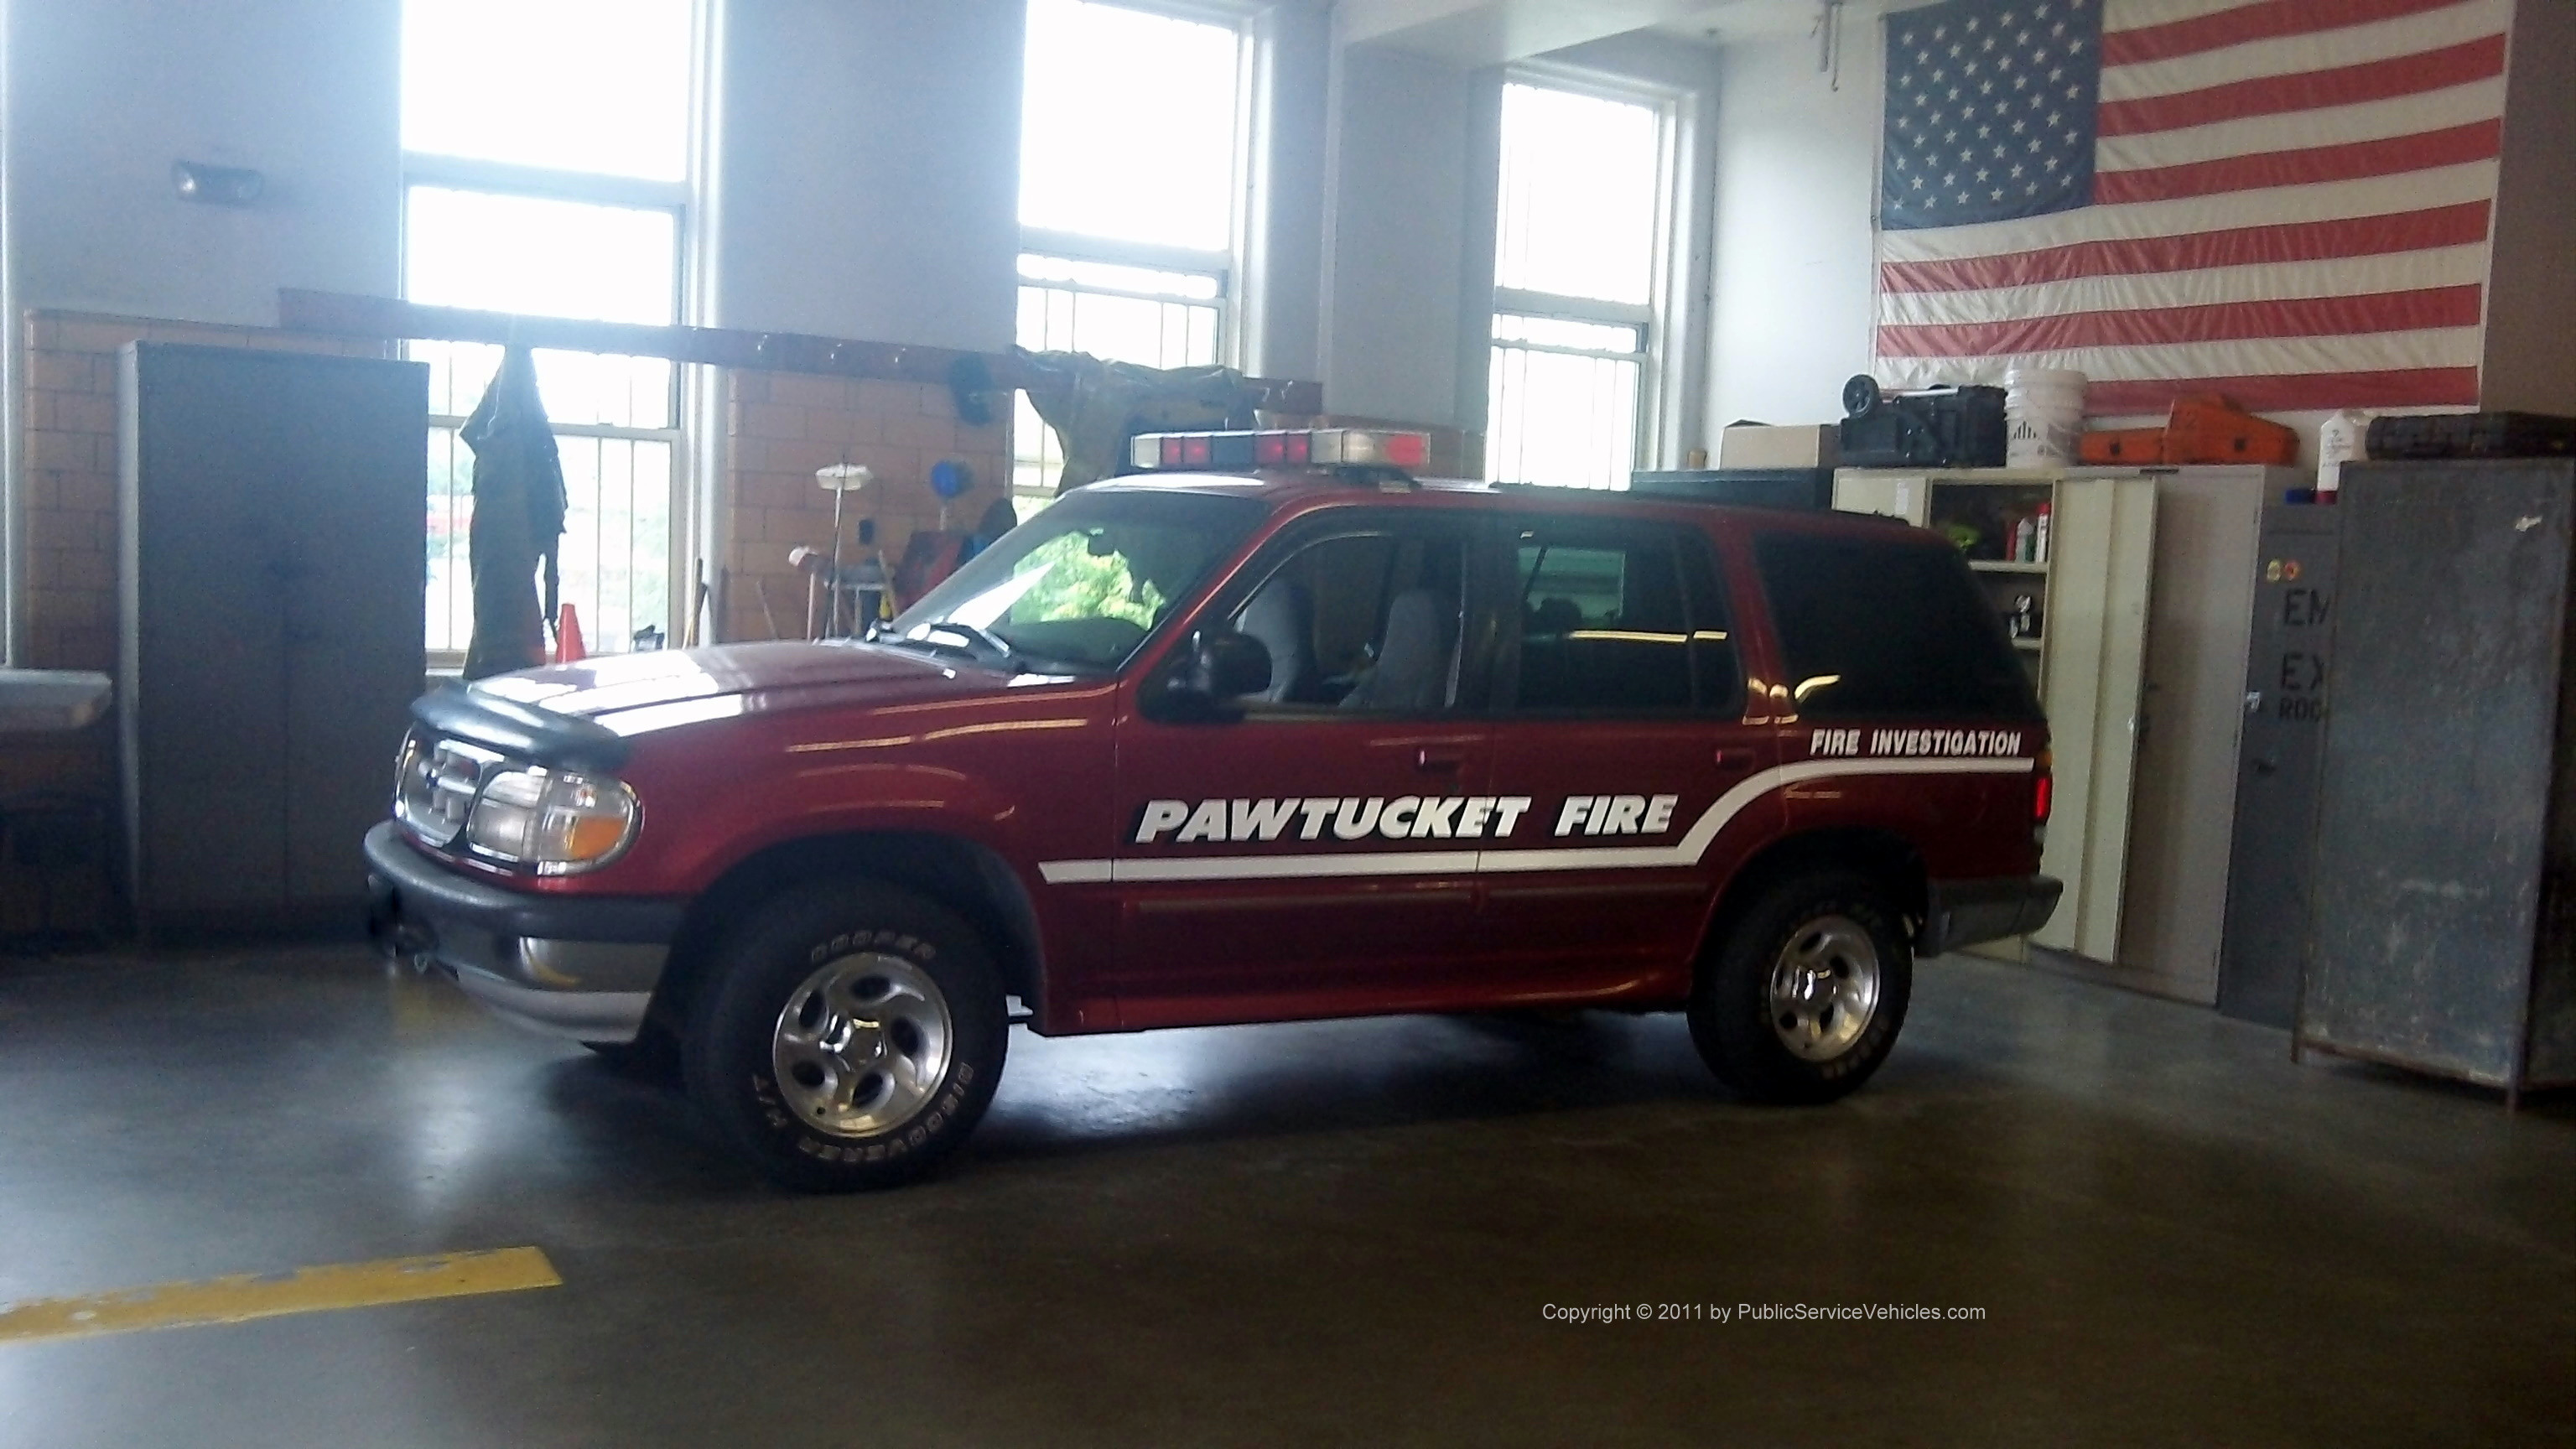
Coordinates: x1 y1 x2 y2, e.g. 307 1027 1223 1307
888 490 1265 673
1222 525 1471 713
1506 524 1739 714
1486 79 1670 491
401 0 699 662
1014 0 1251 515
1754 533 2038 720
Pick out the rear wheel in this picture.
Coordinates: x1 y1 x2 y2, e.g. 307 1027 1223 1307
683 882 1006 1191
1689 870 1911 1104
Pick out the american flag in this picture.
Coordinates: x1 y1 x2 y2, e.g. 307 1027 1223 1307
1874 0 2505 414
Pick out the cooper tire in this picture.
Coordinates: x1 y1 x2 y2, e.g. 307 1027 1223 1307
1689 870 1911 1105
683 881 1007 1192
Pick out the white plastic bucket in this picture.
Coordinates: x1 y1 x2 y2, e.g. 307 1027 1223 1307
2004 367 2086 468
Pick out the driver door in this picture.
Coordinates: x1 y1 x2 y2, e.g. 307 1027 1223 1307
1108 510 1498 1027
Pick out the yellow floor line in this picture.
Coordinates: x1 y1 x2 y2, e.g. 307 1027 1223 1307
0 1247 561 1345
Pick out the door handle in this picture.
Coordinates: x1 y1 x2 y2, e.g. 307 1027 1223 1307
1714 747 1757 773
1415 749 1465 775
2251 757 2278 776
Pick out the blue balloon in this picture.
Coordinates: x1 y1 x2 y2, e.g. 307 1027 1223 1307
930 460 969 498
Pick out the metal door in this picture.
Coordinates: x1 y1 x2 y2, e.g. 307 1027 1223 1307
2215 503 2339 1027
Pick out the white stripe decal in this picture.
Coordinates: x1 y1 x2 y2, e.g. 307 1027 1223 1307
1033 758 2035 886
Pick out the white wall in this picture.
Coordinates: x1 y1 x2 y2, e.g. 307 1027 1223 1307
1705 16 1883 433
3 0 403 326
2481 0 2576 413
709 0 1024 351
1317 42 1478 427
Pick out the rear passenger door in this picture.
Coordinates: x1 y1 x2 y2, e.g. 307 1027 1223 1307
1476 515 1780 991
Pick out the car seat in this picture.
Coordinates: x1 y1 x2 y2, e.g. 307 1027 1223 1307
1340 589 1453 711
1237 577 1314 703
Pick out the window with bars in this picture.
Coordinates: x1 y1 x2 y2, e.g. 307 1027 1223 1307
1486 79 1671 491
1013 0 1249 516
399 0 699 660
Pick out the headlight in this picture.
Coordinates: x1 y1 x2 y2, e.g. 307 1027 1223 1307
463 766 639 875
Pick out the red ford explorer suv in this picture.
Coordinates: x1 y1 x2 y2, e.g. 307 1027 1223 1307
366 428 2058 1191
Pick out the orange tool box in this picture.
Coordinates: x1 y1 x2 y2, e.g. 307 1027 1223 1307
2078 427 2166 464
2076 394 2299 466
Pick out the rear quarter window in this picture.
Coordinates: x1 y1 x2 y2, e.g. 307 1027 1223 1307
1753 531 2038 720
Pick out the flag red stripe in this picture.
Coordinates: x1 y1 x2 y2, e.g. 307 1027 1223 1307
2093 120 2501 205
1878 201 2491 293
1875 283 2481 356
2083 367 2480 413
2097 35 2505 137
2101 0 2470 66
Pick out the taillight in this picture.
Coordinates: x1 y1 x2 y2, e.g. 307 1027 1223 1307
2033 747 2054 830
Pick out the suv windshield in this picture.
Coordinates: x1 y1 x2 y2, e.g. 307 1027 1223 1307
883 488 1266 673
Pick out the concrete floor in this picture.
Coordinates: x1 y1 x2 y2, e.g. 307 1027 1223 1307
0 947 2568 1448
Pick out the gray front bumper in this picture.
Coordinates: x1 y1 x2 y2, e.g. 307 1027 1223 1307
364 822 681 1044
1919 875 2062 956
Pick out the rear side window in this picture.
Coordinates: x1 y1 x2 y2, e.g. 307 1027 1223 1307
1753 532 2038 719
1508 522 1742 715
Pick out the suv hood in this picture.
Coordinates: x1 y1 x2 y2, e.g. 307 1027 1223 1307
471 640 1010 735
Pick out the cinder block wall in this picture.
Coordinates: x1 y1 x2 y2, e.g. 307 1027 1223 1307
715 370 1010 644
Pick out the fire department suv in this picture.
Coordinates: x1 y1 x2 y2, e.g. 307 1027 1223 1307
366 428 2060 1191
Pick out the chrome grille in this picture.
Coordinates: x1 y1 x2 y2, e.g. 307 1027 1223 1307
394 733 503 849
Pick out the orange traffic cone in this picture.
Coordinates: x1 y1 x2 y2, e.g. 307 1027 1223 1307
555 603 587 664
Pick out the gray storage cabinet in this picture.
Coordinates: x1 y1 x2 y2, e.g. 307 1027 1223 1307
2299 460 2576 1096
118 343 428 937
2216 502 2340 1028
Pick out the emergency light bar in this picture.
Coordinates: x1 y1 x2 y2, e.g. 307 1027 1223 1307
1127 428 1431 474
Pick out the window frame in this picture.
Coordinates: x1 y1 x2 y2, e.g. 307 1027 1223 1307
397 0 709 667
1171 508 1493 719
1490 516 1742 719
1013 0 1264 514
1485 66 1685 490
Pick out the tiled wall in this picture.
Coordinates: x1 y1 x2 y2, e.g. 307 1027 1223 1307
715 369 1010 644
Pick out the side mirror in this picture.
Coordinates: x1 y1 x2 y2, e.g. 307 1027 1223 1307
1157 627 1271 719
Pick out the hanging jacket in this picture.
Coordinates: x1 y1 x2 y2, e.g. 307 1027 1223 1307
460 345 567 679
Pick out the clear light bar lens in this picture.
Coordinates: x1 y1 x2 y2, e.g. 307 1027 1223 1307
1128 428 1430 473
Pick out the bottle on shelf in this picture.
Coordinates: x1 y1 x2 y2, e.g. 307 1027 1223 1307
2033 501 2051 564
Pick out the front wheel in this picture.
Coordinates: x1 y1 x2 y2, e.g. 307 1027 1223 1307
683 882 1007 1191
1688 870 1912 1104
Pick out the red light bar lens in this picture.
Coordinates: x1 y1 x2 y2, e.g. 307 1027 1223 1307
1160 436 1185 468
1285 432 1310 464
1382 432 1429 470
1181 434 1212 466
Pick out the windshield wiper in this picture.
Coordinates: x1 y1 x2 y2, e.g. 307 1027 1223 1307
876 621 1031 672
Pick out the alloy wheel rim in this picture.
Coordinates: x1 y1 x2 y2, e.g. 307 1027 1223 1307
771 953 954 1137
1766 916 1882 1062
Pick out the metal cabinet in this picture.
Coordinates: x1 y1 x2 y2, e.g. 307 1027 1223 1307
1832 467 2157 963
2298 460 2576 1098
2215 502 2340 1027
2113 467 2308 1004
118 344 428 938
